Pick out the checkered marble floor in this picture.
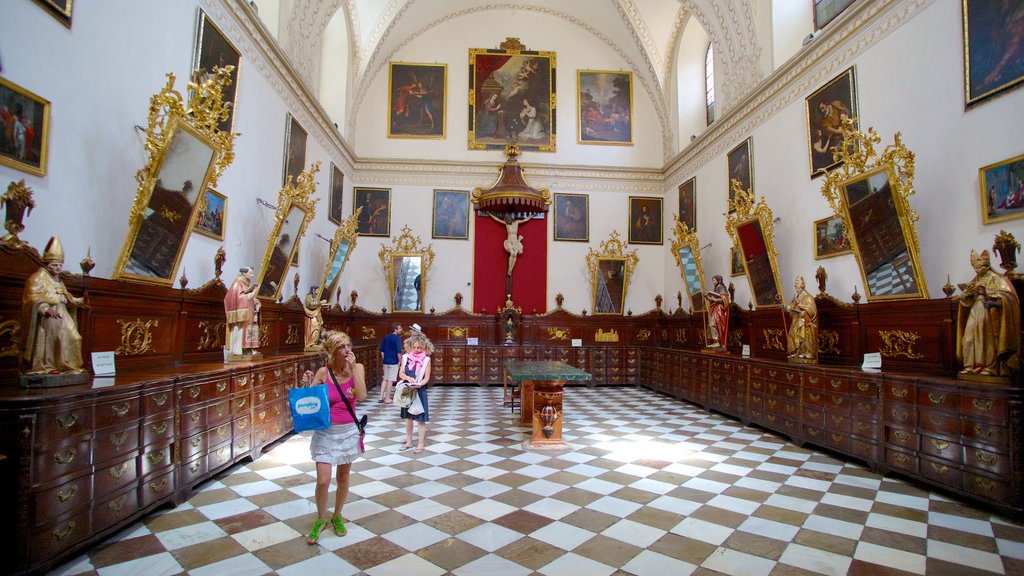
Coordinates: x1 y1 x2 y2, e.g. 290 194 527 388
52 386 1024 576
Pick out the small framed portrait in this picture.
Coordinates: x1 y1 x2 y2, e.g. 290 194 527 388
727 137 753 210
814 0 856 31
328 163 344 225
469 43 556 152
193 9 241 134
0 77 50 177
813 214 852 259
32 0 72 27
354 187 391 236
577 70 633 145
980 153 1024 225
432 189 470 239
730 247 745 276
388 62 446 139
282 113 307 186
553 193 589 242
629 196 663 245
678 177 696 231
806 66 858 178
194 188 227 240
963 0 1024 108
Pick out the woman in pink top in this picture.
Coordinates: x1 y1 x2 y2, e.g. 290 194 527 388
300 331 366 544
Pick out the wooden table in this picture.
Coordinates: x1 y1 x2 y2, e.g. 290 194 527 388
504 360 592 450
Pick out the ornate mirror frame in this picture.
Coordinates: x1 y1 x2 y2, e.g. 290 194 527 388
379 225 435 313
255 162 320 301
725 181 784 308
671 217 707 312
820 121 927 301
586 231 639 315
316 206 361 303
113 68 237 285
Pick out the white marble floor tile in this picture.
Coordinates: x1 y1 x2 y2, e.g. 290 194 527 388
670 517 734 546
96 552 183 576
927 540 1005 574
783 475 832 493
802 514 864 540
276 550 360 576
563 463 607 478
48 554 94 576
997 538 1024 560
928 511 995 537
620 549 698 576
463 480 512 498
766 493 818 514
411 465 457 480
457 522 523 552
586 495 643 517
520 478 569 497
701 546 776 576
866 512 928 538
231 521 302 551
738 516 800 541
405 479 456 498
681 477 731 494
317 522 377 551
154 520 227 550
707 494 762 516
254 465 304 480
522 497 581 520
231 479 283 497
778 543 852 576
360 466 408 480
385 521 450 551
600 518 666 548
734 476 782 493
853 541 926 575
530 521 596 551
537 552 616 576
876 490 930 511
187 552 272 576
628 477 676 495
574 477 623 495
462 464 506 479
820 492 875 512
395 498 454 521
196 497 259 520
263 498 317 521
348 479 399 498
452 554 531 576
647 495 702 516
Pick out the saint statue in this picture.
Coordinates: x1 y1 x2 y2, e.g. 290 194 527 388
704 274 730 349
784 276 818 363
21 236 87 378
957 250 1020 379
488 213 531 276
225 266 261 357
303 285 327 349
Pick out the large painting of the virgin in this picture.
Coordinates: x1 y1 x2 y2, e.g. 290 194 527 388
963 0 1024 108
388 62 446 139
577 70 632 145
469 43 555 152
806 66 858 178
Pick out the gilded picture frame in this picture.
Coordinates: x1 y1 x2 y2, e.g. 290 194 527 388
813 214 852 259
317 208 361 303
255 163 320 302
963 0 1024 108
469 40 556 152
432 189 470 240
193 9 241 134
807 66 859 178
586 231 638 315
194 187 227 240
32 0 72 27
282 113 307 187
328 162 344 225
678 177 696 232
727 138 753 210
0 77 50 177
628 196 663 245
388 62 446 139
980 153 1024 225
553 193 589 242
577 70 632 145
354 187 391 237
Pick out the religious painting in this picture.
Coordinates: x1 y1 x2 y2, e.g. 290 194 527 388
469 40 556 152
730 247 745 276
328 162 344 225
806 66 858 178
628 196 662 245
388 62 446 139
814 0 856 31
980 153 1024 225
553 193 589 242
0 77 50 177
354 187 391 237
194 188 226 240
678 177 696 231
193 9 241 134
32 0 72 27
814 214 852 259
963 0 1024 108
282 113 307 186
432 189 470 240
727 137 753 211
577 70 632 145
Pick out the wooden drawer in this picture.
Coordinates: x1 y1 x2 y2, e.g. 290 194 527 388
824 376 848 394
884 381 914 402
32 509 90 565
180 455 207 486
803 389 825 407
803 406 824 426
920 434 961 464
232 373 251 394
852 399 876 420
141 442 173 478
93 485 138 534
94 454 139 498
850 379 877 396
961 420 1008 449
207 399 231 426
965 446 1011 476
35 406 93 444
885 426 918 450
824 430 851 453
851 438 877 461
142 389 174 416
95 397 140 430
918 388 958 412
825 412 851 433
142 415 174 447
233 434 252 459
823 391 851 415
964 471 1013 505
918 408 959 435
885 404 916 426
180 406 206 436
93 422 140 464
885 447 917 474
852 419 878 439
179 381 211 407
35 473 92 527
233 415 251 438
960 395 1008 421
139 469 174 508
804 373 824 390
34 438 92 486
208 421 232 447
208 442 232 471
920 455 962 490
232 394 250 415
181 431 206 461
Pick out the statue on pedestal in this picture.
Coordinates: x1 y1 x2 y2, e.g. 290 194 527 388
303 285 327 350
957 250 1019 381
225 266 261 359
704 274 730 350
783 276 818 363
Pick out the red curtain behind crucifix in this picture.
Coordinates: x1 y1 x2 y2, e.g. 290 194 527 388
473 213 547 314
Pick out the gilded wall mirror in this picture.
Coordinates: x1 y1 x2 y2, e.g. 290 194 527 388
379 225 435 313
671 217 706 311
114 68 237 285
586 231 639 315
256 162 320 301
317 207 361 303
726 181 784 307
820 122 927 300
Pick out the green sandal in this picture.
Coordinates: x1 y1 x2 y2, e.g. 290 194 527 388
306 518 326 545
331 515 347 536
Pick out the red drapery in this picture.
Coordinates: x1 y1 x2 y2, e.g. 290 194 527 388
473 214 547 314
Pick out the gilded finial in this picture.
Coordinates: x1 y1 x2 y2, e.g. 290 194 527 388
80 247 95 276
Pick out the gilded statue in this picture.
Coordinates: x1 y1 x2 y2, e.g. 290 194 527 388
783 276 818 363
21 236 88 382
303 285 327 350
225 266 261 357
704 274 730 349
957 250 1020 380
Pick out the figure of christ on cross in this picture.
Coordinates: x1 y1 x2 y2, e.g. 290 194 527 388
488 212 532 278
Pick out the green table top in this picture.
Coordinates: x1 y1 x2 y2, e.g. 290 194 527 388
504 360 592 381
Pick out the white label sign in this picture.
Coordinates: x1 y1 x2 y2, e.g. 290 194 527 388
862 352 882 370
91 351 116 376
741 345 751 357
467 337 479 346
571 339 583 347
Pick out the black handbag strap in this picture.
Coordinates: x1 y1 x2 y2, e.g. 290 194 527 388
327 367 365 436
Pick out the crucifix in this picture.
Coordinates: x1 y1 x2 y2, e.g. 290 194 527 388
488 212 531 294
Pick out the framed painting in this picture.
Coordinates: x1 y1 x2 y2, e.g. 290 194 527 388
193 9 241 134
194 188 227 240
553 193 589 242
727 137 753 210
577 70 632 145
814 214 852 259
432 189 470 239
354 187 391 236
282 113 307 186
963 0 1024 108
678 177 696 231
32 0 72 27
629 196 663 245
328 162 344 225
807 66 858 178
730 247 745 276
814 0 856 31
388 62 446 139
980 153 1024 225
469 40 556 152
291 240 299 267
0 77 50 177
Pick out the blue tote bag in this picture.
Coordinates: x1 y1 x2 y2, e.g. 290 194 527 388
289 384 331 432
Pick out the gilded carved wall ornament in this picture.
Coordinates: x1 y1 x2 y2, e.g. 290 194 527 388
361 326 376 340
878 329 925 359
285 324 301 345
586 231 639 315
728 330 742 349
447 327 468 339
115 319 159 356
0 319 21 358
675 328 686 344
762 329 785 351
636 329 652 342
595 328 620 342
196 320 225 351
819 329 841 355
546 327 570 340
259 325 270 347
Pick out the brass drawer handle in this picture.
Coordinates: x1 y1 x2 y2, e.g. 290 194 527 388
930 462 948 474
237 418 249 430
831 433 844 443
808 376 819 384
190 460 201 473
217 425 229 437
109 495 127 513
190 412 200 423
110 431 128 447
931 439 949 451
150 478 168 492
258 411 267 421
808 428 819 436
892 387 908 398
975 477 996 491
216 404 225 416
189 387 201 399
769 383 778 393
856 402 871 413
54 448 77 465
236 439 247 450
894 430 910 441
857 383 869 392
217 381 228 392
274 369 282 378
929 415 945 426
976 451 998 465
112 403 130 417
769 370 777 377
237 376 249 387
109 462 129 479
831 415 844 424
831 396 844 406
57 485 78 503
258 373 266 383
218 447 229 459
258 392 266 401
53 522 76 542
809 393 821 401
892 452 908 464
767 414 776 422
927 393 945 404
190 436 202 448
785 388 795 397
786 372 794 381
972 398 993 411
57 414 78 429
236 398 247 408
830 379 842 388
147 450 164 464
891 409 908 421
153 393 168 406
857 422 870 432
285 366 295 374
973 424 996 438
151 422 167 434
